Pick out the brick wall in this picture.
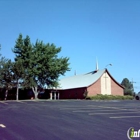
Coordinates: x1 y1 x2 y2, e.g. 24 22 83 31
87 78 101 96
87 75 124 96
111 78 124 95
59 87 87 99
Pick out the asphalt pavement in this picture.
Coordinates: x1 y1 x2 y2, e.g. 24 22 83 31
0 100 140 140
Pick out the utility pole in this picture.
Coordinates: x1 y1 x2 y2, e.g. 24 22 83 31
131 78 136 84
74 70 76 75
131 78 136 95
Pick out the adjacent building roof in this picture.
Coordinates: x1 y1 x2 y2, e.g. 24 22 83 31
58 69 106 89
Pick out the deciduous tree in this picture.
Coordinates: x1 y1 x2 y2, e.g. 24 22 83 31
121 78 134 95
13 34 70 99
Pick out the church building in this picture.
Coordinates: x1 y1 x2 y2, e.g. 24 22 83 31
49 64 124 100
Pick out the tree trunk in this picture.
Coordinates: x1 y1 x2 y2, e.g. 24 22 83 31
32 87 38 100
5 89 8 100
16 86 19 100
16 80 19 100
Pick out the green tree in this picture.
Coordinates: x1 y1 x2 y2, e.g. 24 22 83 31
12 60 25 100
0 46 14 99
0 58 14 99
0 58 25 100
121 78 134 95
0 45 25 100
13 34 70 99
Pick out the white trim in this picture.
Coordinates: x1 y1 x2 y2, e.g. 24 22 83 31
101 72 111 95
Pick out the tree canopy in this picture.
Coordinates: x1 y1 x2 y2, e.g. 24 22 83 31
0 46 13 89
12 34 70 99
121 78 134 95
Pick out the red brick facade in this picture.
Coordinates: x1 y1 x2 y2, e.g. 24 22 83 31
111 78 124 95
53 70 124 99
86 75 124 96
87 78 101 96
59 87 87 99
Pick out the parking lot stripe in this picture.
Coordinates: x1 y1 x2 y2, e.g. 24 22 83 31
72 109 131 113
0 102 8 105
110 116 140 119
89 111 140 115
97 106 128 110
0 124 6 128
59 107 101 110
73 110 96 113
16 101 27 104
88 105 128 110
72 109 129 113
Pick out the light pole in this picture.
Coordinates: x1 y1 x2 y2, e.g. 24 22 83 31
105 64 112 68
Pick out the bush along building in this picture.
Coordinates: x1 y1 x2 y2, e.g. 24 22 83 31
49 65 124 100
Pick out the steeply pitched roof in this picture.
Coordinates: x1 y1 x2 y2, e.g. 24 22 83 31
58 69 106 89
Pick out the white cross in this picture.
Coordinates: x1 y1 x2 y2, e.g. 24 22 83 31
104 73 108 89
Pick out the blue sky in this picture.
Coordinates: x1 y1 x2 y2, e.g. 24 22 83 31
0 0 140 92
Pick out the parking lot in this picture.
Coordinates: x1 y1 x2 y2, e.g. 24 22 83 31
0 100 140 140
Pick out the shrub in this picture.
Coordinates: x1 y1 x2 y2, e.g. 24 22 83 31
86 94 134 100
